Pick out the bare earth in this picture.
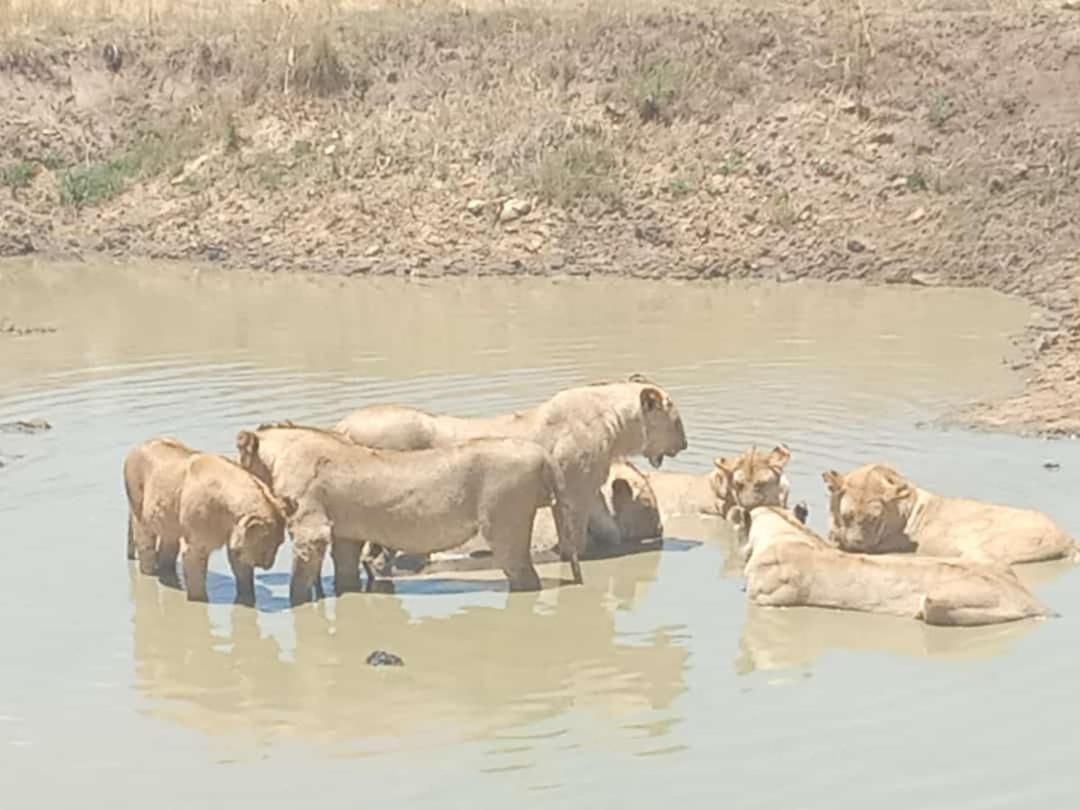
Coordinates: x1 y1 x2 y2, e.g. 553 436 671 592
1 0 1078 435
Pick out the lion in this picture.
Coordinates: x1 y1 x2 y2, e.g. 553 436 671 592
732 506 1056 627
822 463 1079 564
364 458 664 577
235 424 574 605
644 444 792 522
333 375 688 570
123 437 295 605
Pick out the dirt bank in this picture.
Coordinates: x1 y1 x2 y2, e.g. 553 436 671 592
1 1 1078 435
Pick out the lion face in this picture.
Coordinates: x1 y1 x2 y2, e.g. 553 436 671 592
712 445 791 512
638 385 688 469
822 463 914 553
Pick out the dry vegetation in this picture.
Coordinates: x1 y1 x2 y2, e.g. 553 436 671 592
2 0 1080 433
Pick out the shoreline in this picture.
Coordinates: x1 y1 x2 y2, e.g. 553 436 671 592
3 0 1078 436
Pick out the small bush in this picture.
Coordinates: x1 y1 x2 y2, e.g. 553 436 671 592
531 138 621 209
669 177 695 198
631 60 680 123
769 190 797 228
1 160 36 190
926 92 955 130
906 168 928 192
60 158 133 207
294 31 351 97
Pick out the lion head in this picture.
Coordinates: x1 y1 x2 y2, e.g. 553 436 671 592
638 383 688 469
822 463 916 553
230 496 294 570
712 444 792 512
608 462 663 543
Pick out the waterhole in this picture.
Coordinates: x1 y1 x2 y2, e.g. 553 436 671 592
1 258 1076 808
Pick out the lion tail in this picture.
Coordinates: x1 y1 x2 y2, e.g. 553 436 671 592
541 451 582 585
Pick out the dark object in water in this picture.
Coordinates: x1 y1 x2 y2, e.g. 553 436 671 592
1043 460 1061 471
366 650 404 667
0 418 52 434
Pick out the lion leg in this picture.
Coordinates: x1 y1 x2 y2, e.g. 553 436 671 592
126 514 136 561
290 519 331 607
331 539 363 595
227 547 256 607
181 545 210 603
132 516 159 576
559 507 588 585
156 532 181 586
487 511 542 593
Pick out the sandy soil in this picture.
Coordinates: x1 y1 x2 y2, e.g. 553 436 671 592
1 0 1078 435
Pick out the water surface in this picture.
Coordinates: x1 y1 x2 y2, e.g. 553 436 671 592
1 258 1076 808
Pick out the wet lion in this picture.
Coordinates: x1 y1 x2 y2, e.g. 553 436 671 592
734 506 1055 627
367 458 664 577
334 376 688 572
644 444 792 522
123 437 295 605
235 424 573 605
823 463 1079 564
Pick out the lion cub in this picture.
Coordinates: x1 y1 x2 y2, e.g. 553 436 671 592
645 444 792 522
123 437 295 606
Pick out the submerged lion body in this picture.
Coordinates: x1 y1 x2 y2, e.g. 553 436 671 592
824 463 1078 564
739 507 1055 627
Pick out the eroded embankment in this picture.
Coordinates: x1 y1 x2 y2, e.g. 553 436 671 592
2 1 1079 433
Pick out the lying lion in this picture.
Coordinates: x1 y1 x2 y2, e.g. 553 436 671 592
644 444 792 522
236 424 573 605
734 506 1056 626
123 437 295 606
334 375 688 571
823 463 1079 564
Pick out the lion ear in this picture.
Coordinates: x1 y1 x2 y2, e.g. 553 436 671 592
880 467 913 502
236 430 259 460
611 478 633 506
279 495 298 518
822 469 844 494
640 386 663 412
766 444 791 471
236 513 258 532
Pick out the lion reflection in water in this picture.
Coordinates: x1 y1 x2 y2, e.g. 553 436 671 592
128 549 687 747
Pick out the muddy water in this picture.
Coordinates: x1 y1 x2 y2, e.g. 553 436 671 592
1 258 1077 808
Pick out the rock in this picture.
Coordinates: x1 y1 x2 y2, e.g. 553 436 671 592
907 207 927 223
465 199 487 215
499 198 531 223
846 237 869 253
323 144 337 156
366 650 404 667
1013 163 1030 180
869 131 894 145
910 272 940 287
364 243 381 257
988 175 1005 193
